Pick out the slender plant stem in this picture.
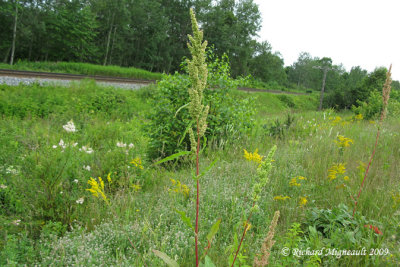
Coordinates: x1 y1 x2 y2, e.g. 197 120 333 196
231 202 255 267
195 119 200 267
352 127 381 217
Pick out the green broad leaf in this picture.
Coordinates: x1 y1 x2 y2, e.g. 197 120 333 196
152 250 180 267
175 209 194 231
206 218 221 243
233 232 239 250
178 121 193 146
200 256 216 267
154 151 191 165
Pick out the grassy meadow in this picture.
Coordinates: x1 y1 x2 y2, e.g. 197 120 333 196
0 77 399 266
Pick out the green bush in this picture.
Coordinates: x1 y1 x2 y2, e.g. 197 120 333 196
146 53 255 160
352 91 383 120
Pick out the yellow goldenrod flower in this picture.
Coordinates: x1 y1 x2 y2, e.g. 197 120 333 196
392 193 400 208
107 172 112 184
131 184 142 192
330 116 342 126
273 195 291 201
297 176 307 180
168 178 190 197
299 196 308 207
355 113 363 121
334 135 354 148
336 163 346 174
328 163 347 181
86 177 109 204
131 157 144 170
343 176 349 181
243 148 263 164
289 177 301 187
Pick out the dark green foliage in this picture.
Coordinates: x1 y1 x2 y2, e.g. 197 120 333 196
263 113 295 139
248 41 288 84
304 204 383 249
274 205 385 266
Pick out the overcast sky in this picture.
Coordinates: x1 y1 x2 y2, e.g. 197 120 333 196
253 0 400 81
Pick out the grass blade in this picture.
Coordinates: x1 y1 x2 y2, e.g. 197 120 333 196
154 151 191 165
152 249 180 267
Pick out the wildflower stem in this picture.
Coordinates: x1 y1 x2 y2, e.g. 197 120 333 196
352 64 392 217
195 119 200 267
231 202 255 267
352 128 381 217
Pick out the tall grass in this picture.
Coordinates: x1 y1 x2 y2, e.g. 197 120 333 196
0 61 163 80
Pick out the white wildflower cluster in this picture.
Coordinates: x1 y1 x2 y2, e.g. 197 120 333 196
59 139 66 149
63 120 77 133
76 197 84 204
83 165 91 171
5 166 19 175
52 139 78 150
116 142 126 148
12 219 21 226
0 184 8 189
80 146 94 154
116 142 134 155
38 221 143 266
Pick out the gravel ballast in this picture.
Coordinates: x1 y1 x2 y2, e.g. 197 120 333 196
0 76 148 90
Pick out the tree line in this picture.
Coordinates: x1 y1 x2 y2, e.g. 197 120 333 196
1 0 284 78
1 0 398 110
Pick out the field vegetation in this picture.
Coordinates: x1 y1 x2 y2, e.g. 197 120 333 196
1 55 400 267
1 6 400 267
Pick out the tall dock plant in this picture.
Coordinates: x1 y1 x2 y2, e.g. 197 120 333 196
152 9 214 266
352 65 392 217
153 9 278 267
186 8 209 266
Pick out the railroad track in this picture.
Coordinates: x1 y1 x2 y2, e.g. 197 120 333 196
0 69 155 85
0 68 310 95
